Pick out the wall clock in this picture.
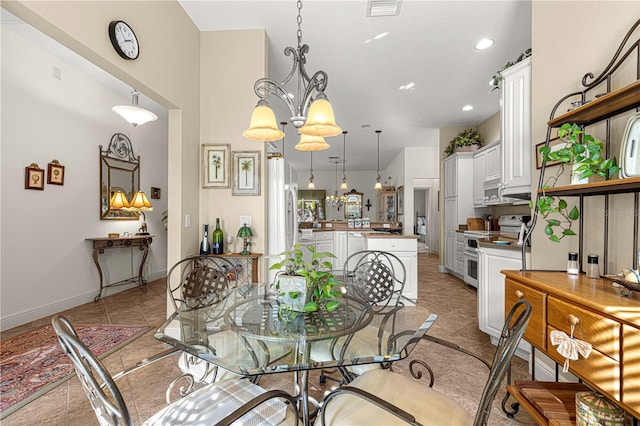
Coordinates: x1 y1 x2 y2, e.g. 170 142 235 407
108 20 139 60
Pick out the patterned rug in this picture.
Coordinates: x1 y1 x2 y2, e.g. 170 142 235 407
0 323 150 419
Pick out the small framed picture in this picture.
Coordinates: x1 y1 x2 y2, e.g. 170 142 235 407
25 163 45 190
151 187 161 199
535 137 567 169
232 151 261 196
202 144 230 188
47 160 65 185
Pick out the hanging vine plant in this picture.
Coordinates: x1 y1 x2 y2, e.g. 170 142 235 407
490 48 532 91
534 123 620 242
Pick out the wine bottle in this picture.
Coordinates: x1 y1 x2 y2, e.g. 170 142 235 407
212 218 224 254
200 224 210 255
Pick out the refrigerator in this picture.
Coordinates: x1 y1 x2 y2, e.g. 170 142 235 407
267 155 298 285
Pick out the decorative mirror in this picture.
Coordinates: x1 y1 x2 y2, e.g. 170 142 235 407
100 133 140 220
344 190 363 219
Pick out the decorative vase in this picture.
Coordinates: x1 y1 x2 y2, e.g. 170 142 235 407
274 275 311 312
571 162 589 185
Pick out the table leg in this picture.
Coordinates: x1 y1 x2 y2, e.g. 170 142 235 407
92 248 105 301
138 243 150 288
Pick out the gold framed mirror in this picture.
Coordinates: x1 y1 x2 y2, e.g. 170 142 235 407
344 190 363 219
100 133 140 220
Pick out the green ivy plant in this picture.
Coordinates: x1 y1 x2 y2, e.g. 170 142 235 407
270 244 342 316
444 129 484 156
490 48 532 91
534 123 620 242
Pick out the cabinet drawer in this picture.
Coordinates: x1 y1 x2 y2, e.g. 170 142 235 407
505 278 546 350
622 325 640 411
547 325 620 400
366 238 416 252
314 231 334 241
547 296 620 361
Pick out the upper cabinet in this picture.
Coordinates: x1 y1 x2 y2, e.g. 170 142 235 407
501 57 532 198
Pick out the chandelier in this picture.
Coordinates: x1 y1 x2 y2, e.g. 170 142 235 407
243 0 342 149
326 160 346 210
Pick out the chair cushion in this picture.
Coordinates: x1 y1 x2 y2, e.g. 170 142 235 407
143 378 293 425
319 369 473 425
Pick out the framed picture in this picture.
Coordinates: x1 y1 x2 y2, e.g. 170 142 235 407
232 151 260 196
536 137 566 169
397 186 404 215
47 160 65 185
25 163 44 190
202 144 230 188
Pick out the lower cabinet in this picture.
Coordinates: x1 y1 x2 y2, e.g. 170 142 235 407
478 246 530 358
333 231 348 273
365 237 417 305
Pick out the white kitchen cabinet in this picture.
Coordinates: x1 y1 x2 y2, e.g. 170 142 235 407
477 246 531 358
333 231 348 273
501 57 531 197
485 143 501 181
455 232 465 276
473 150 486 206
443 152 484 278
314 231 335 270
365 237 417 305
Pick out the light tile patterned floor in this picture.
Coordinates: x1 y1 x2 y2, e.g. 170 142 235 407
1 253 535 425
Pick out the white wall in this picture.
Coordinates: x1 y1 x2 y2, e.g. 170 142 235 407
1 25 168 329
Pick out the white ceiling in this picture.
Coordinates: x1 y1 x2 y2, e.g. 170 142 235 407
179 0 532 172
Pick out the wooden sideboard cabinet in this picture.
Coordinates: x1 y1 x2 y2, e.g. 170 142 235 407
502 270 640 421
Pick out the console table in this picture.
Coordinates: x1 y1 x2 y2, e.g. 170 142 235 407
86 235 154 301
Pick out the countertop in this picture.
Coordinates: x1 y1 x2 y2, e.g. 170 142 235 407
478 233 530 251
364 234 419 239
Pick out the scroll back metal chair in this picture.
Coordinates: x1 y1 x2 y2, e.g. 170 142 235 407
317 299 532 426
167 255 280 385
310 250 407 384
51 314 299 426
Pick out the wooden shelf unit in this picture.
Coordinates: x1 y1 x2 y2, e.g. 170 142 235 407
547 80 640 128
538 176 640 197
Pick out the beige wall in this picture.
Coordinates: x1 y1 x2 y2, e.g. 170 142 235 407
199 29 268 271
530 2 639 271
4 0 202 273
478 111 500 145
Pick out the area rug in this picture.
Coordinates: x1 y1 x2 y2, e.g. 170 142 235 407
0 323 150 419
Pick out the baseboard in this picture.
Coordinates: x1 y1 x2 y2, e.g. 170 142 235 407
1 269 167 332
437 265 448 273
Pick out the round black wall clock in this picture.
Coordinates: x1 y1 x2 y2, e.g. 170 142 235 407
108 20 139 60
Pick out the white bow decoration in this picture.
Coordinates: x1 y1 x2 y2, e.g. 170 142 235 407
550 324 592 372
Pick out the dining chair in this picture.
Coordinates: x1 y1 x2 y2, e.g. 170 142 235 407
167 255 291 385
317 299 532 425
310 250 407 383
51 314 300 426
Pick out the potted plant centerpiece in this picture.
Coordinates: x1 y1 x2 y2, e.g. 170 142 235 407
269 244 342 318
444 129 484 156
535 123 620 242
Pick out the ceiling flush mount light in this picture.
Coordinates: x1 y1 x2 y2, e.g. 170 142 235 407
307 152 315 189
112 89 157 127
463 105 474 111
340 131 348 190
374 130 383 190
243 0 341 148
474 38 494 50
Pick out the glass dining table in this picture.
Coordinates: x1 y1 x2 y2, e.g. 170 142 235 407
155 283 437 425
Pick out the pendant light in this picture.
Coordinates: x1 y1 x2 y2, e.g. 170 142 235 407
112 89 157 127
374 130 383 190
307 152 315 189
340 131 348 190
295 134 330 151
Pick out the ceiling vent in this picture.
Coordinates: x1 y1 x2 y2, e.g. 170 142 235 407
367 0 402 17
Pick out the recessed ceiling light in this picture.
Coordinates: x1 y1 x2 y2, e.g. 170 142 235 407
373 32 389 40
398 82 415 91
462 105 474 111
474 39 494 50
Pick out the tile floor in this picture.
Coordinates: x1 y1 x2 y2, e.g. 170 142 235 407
2 253 535 425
